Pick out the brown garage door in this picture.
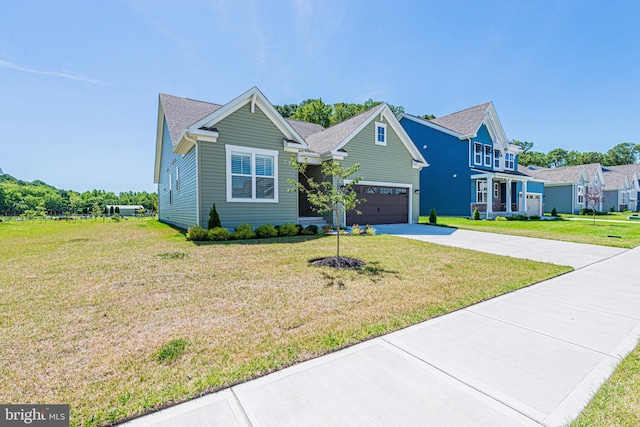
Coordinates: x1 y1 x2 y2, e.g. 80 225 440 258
346 185 409 225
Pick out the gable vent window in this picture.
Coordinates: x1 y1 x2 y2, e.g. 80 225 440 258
226 144 279 203
375 122 387 146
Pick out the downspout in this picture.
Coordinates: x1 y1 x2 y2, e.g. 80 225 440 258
183 132 201 226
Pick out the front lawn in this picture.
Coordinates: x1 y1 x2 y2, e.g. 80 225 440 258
571 339 640 426
0 220 569 426
421 216 640 248
559 212 640 222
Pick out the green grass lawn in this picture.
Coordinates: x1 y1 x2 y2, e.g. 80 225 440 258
571 340 640 426
420 216 640 248
0 219 570 426
559 212 640 222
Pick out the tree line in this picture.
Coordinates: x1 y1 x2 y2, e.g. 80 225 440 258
275 98 434 128
0 173 157 216
514 141 640 168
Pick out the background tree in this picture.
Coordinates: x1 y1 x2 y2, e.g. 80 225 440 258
420 114 436 120
546 148 570 168
273 103 298 118
603 142 640 166
290 99 333 127
289 157 363 260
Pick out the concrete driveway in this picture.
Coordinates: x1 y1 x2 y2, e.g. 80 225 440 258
120 228 640 427
373 223 627 269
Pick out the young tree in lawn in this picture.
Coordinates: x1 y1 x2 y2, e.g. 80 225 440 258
289 157 363 259
585 185 606 225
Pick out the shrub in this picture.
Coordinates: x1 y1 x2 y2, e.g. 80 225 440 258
365 224 376 235
208 203 221 229
350 224 362 235
473 208 481 220
495 216 507 221
322 225 333 234
231 223 255 240
186 225 209 241
255 223 278 238
429 208 437 224
610 206 616 212
551 207 558 217
111 214 122 222
530 215 541 220
279 222 299 236
208 227 231 241
301 224 319 235
508 215 528 221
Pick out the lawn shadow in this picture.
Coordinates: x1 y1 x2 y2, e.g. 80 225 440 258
191 235 324 246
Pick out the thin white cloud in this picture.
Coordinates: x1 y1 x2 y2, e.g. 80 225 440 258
0 59 105 85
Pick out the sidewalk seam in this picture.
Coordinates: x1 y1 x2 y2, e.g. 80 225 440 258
230 388 254 427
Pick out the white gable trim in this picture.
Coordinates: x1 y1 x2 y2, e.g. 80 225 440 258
330 105 428 166
153 98 165 183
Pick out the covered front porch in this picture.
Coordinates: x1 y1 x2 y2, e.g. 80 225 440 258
470 171 543 218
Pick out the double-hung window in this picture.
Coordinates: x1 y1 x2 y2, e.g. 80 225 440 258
226 145 278 202
375 122 387 145
474 143 482 164
484 145 492 166
477 180 488 203
505 153 515 169
577 186 585 204
494 150 501 168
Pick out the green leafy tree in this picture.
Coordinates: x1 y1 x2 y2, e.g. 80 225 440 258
290 99 333 127
274 104 299 118
603 142 640 166
512 140 534 153
289 157 363 259
208 203 221 229
578 151 604 165
420 114 436 120
547 148 570 168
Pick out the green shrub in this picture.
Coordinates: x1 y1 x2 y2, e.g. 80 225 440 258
495 216 507 221
508 215 528 221
365 224 376 236
551 207 558 217
473 208 481 220
186 225 209 241
208 203 221 229
231 223 255 240
301 224 319 235
111 214 122 222
350 224 362 235
429 208 437 224
530 215 541 220
208 227 231 241
278 222 299 236
255 223 278 238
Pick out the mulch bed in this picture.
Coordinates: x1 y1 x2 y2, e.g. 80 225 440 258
309 256 366 268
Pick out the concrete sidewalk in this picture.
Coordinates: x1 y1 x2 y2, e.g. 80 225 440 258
120 230 640 427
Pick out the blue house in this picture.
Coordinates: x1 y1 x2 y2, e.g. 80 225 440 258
400 102 544 218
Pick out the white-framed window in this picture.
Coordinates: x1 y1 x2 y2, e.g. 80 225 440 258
474 142 482 164
226 145 279 202
375 122 387 145
494 182 499 198
577 185 584 204
169 173 173 205
494 150 501 168
484 145 492 166
477 180 487 203
175 166 180 192
505 153 515 169
622 192 627 204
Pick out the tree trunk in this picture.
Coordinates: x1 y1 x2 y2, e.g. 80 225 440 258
336 207 340 258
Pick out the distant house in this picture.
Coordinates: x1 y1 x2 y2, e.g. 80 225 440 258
399 102 544 218
154 87 427 230
520 164 605 213
106 205 144 216
604 164 640 211
601 167 636 212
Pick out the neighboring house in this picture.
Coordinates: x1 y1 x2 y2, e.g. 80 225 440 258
520 163 605 213
399 102 544 218
105 205 144 216
605 164 640 211
154 87 428 230
601 167 635 212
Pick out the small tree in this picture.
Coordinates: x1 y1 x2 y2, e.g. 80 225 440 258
585 185 606 225
289 157 363 259
473 207 481 220
429 208 437 224
115 206 120 214
551 207 557 217
208 203 221 229
109 206 114 216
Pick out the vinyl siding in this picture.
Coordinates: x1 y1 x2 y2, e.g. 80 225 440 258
198 103 298 228
158 120 198 229
401 118 472 216
471 125 494 172
604 190 619 211
544 185 574 214
339 117 420 223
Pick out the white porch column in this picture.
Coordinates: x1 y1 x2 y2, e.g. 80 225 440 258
506 179 512 213
486 176 493 218
521 180 528 214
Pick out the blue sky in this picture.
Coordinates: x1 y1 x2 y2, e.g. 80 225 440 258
1 0 638 193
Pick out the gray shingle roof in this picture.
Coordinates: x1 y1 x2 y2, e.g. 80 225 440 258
428 102 491 136
160 93 222 146
606 164 640 178
602 170 628 190
520 163 601 184
285 119 325 140
305 104 384 154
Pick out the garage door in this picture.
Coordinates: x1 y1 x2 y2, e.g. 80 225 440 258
525 194 542 216
346 185 409 225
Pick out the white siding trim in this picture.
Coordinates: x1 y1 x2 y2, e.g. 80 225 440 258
195 142 201 226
